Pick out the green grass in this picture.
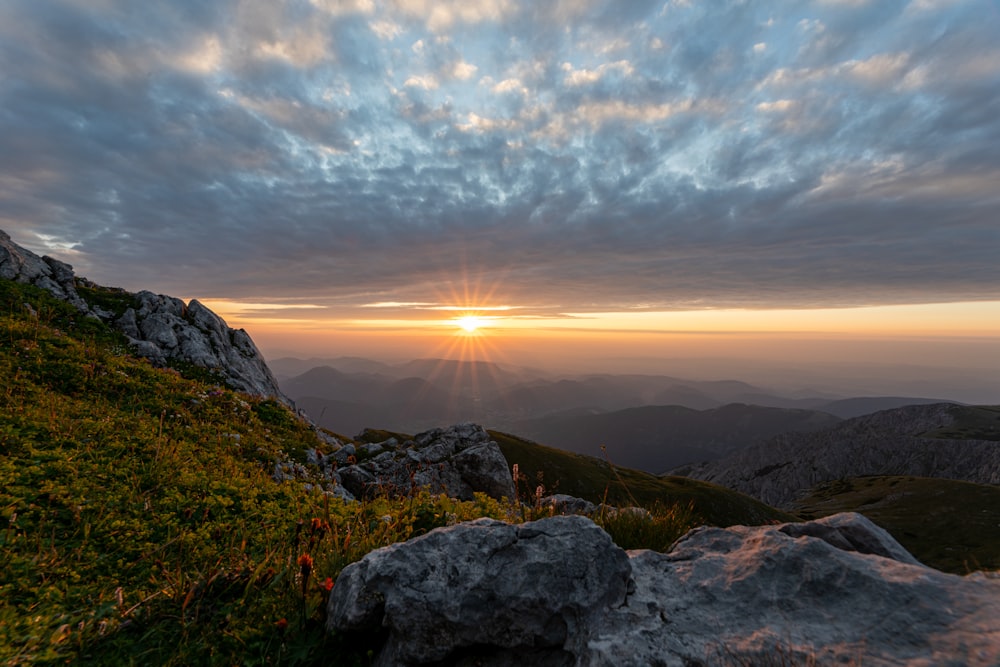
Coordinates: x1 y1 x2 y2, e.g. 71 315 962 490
0 279 527 664
74 282 137 320
793 475 1000 574
490 430 795 526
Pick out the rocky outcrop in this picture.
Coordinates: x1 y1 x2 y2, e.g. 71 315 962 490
114 290 283 399
0 229 285 401
681 403 1000 507
0 229 90 313
328 512 1000 666
315 423 516 501
328 515 631 667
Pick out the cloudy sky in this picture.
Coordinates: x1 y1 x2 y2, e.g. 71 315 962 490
2 0 998 372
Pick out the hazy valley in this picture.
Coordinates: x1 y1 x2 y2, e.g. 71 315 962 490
273 355 963 473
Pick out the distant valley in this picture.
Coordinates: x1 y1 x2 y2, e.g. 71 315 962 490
273 355 961 473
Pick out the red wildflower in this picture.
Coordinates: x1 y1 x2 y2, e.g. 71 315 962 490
297 553 314 579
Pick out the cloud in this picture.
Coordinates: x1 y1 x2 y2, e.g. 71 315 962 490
0 0 997 316
390 0 516 32
404 74 440 90
490 78 528 95
756 99 795 113
561 60 634 86
451 60 478 80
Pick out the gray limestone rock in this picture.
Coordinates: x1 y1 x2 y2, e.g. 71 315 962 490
450 442 517 501
0 229 90 312
335 423 516 501
328 515 631 667
1 229 286 401
588 512 1000 666
118 290 285 399
327 512 1000 666
332 443 356 466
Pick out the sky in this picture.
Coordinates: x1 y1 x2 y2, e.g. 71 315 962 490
1 0 998 392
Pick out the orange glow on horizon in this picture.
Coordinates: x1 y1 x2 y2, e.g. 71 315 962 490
195 297 1000 371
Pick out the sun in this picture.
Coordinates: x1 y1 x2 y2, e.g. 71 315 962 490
456 315 484 333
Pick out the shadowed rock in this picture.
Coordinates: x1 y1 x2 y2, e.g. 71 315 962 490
328 515 631 666
0 229 90 313
116 290 284 399
334 423 516 501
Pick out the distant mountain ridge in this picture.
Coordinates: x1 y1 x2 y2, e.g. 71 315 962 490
509 403 842 473
680 403 1000 508
277 355 960 447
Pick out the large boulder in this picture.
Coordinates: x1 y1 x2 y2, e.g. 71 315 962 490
593 512 1000 665
328 515 631 666
335 423 516 501
327 512 1000 666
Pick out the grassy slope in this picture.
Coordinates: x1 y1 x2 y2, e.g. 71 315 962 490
490 431 795 527
920 405 1000 441
0 280 526 665
793 475 1000 573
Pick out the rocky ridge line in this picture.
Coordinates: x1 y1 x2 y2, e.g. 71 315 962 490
0 229 285 401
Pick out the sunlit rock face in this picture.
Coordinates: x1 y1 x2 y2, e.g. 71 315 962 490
328 512 1000 666
115 290 285 399
333 423 517 502
0 228 285 401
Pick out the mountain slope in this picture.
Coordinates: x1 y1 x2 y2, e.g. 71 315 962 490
0 229 284 400
489 431 794 527
819 396 964 419
508 403 842 473
681 403 1000 508
793 476 1000 573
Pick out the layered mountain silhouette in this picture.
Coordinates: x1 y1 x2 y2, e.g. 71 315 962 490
276 356 960 470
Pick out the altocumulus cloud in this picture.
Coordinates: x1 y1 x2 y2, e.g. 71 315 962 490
0 0 998 313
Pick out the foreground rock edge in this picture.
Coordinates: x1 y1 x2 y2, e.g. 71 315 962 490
328 512 1000 667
